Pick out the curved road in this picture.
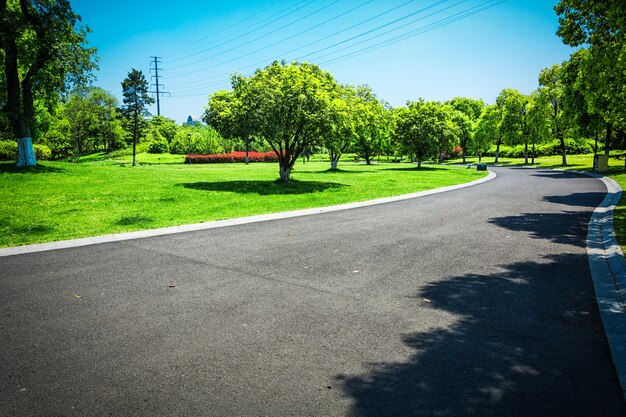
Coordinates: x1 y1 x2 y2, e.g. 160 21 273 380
1 167 624 416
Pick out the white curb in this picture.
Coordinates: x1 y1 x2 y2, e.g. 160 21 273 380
584 172 626 401
0 170 496 257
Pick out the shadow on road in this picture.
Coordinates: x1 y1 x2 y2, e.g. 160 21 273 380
338 182 623 416
543 193 608 208
487 211 590 248
337 254 625 417
181 180 345 195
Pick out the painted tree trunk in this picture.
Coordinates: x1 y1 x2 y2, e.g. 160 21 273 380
330 160 339 171
16 137 37 167
279 165 292 182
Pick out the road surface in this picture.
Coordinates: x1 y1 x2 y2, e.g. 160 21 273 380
1 167 624 416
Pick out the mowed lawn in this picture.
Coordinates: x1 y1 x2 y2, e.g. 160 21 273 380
0 159 486 248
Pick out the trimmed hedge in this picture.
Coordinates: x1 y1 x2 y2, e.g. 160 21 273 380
185 151 279 163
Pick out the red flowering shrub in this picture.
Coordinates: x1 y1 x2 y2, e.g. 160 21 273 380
185 151 279 163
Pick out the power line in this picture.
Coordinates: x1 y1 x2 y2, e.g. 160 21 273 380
170 0 507 98
168 0 419 88
167 0 372 87
166 0 318 73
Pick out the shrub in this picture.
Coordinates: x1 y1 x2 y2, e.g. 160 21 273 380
147 138 170 154
185 151 279 163
0 140 17 160
34 144 51 160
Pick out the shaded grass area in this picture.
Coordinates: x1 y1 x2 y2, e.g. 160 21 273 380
0 159 486 247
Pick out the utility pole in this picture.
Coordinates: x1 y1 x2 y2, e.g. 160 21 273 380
149 56 170 116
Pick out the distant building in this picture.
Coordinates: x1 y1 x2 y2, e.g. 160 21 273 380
186 115 202 126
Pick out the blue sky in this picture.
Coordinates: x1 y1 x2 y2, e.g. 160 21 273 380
70 0 574 123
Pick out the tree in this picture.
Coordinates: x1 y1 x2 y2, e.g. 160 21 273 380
497 88 530 163
121 69 154 167
526 90 551 164
323 85 355 171
538 66 569 165
555 0 626 137
395 100 448 168
473 104 502 163
0 0 97 166
446 97 484 162
205 89 255 163
228 61 339 181
351 85 388 165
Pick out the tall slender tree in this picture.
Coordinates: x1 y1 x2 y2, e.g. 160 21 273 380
0 0 97 166
121 69 153 167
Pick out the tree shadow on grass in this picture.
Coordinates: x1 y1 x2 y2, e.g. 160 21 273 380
181 180 346 195
380 166 443 172
0 162 65 174
337 254 626 417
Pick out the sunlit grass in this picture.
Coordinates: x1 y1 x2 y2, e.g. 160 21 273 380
0 158 486 247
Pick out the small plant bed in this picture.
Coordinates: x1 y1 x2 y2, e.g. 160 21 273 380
0 160 486 248
185 151 278 163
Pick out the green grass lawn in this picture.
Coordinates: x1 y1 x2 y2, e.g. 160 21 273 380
0 158 486 248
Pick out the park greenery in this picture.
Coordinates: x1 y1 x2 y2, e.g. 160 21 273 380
1 0 626 246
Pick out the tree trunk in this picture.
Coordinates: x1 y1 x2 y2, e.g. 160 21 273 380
330 159 338 170
478 153 482 163
531 132 537 165
605 123 612 156
417 158 422 169
279 164 292 182
495 138 501 163
245 138 249 165
524 142 528 165
17 137 36 167
559 135 567 165
132 113 138 167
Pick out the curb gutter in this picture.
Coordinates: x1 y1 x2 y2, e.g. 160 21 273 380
585 172 626 401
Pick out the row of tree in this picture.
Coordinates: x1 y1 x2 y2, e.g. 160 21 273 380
2 0 624 180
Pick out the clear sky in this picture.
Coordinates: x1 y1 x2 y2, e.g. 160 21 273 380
70 0 574 124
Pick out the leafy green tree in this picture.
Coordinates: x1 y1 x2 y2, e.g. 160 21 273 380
446 97 484 162
526 90 551 164
323 86 355 170
351 85 388 165
555 0 626 150
121 69 154 166
205 89 255 163
538 65 569 164
395 100 448 168
0 0 97 166
560 49 605 153
496 88 530 163
472 104 502 163
228 61 339 181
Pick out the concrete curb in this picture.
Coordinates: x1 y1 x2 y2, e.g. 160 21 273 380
0 170 496 257
584 172 626 401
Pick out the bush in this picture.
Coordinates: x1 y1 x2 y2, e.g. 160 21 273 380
34 144 51 160
185 151 279 163
147 138 169 154
0 140 17 160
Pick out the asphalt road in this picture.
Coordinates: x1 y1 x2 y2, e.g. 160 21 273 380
1 167 625 416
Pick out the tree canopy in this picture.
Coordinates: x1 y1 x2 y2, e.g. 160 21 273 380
0 0 97 166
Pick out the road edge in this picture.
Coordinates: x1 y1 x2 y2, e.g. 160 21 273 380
0 170 496 257
584 172 626 401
